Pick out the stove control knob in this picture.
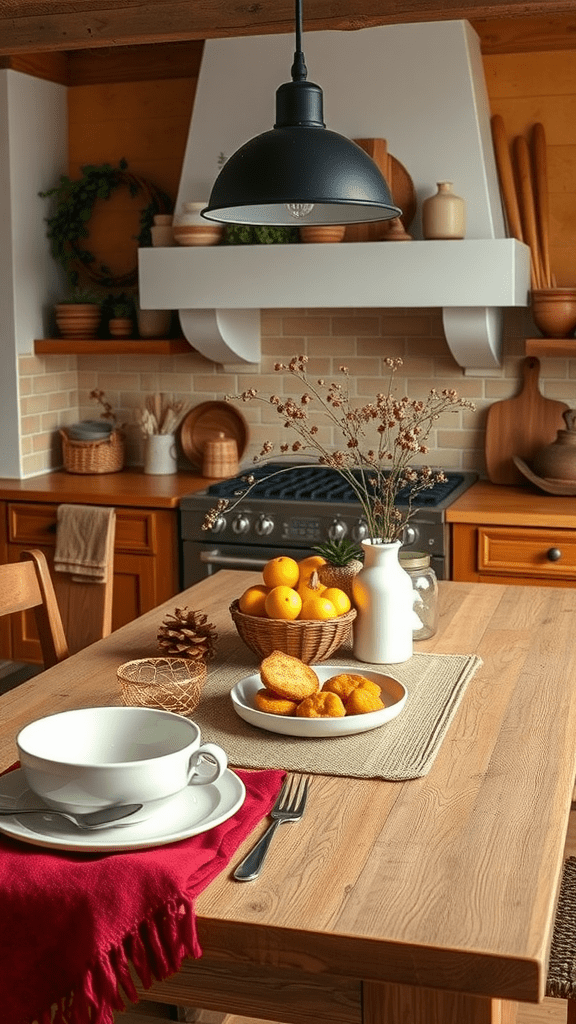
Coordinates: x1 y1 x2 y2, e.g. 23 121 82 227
255 514 274 537
328 518 348 541
352 520 369 542
209 515 227 534
403 524 418 546
232 513 250 535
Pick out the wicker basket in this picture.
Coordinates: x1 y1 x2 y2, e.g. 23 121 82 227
117 657 207 717
229 599 356 664
60 429 125 474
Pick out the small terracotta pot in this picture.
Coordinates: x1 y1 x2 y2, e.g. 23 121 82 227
55 303 101 339
109 317 133 338
531 288 576 338
299 225 346 243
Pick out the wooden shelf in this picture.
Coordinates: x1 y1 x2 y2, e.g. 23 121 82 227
525 338 576 357
34 337 191 355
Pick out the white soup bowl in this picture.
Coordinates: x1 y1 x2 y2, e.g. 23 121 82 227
16 706 227 815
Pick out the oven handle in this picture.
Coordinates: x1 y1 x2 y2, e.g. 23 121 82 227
199 549 269 570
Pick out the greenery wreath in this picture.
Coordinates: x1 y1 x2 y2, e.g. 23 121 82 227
40 158 173 290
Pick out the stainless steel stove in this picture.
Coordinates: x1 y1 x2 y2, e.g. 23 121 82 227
180 463 477 586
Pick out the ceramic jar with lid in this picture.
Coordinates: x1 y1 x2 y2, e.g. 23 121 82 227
422 181 466 240
151 214 175 247
532 409 576 481
398 550 438 639
172 202 223 246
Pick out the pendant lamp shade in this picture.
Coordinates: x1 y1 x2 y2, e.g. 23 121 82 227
202 4 401 227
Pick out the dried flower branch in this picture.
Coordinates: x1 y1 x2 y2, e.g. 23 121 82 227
202 355 475 543
89 389 116 424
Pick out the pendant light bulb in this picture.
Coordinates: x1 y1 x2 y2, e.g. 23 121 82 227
286 203 315 219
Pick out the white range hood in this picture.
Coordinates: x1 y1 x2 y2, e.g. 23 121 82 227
139 20 530 373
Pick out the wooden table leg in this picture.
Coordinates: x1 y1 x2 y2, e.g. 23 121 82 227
363 981 519 1024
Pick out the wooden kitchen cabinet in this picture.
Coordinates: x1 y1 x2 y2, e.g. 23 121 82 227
0 469 212 665
448 480 576 587
1 501 180 663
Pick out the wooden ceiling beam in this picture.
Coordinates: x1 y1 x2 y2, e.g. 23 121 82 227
0 0 575 56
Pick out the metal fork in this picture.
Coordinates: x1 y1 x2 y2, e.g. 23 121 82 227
234 775 310 882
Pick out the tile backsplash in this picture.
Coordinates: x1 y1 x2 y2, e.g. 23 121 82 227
18 306 575 478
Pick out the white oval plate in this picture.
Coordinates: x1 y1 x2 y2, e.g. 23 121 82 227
230 665 407 738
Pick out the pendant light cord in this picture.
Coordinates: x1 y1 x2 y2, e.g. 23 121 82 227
291 0 307 82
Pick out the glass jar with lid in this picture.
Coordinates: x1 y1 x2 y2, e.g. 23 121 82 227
398 551 438 640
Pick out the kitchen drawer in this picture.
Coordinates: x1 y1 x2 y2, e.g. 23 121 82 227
477 526 576 580
8 503 160 555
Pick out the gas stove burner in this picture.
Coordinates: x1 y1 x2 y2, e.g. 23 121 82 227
207 463 467 509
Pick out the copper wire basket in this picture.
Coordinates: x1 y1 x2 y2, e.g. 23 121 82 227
60 428 125 474
229 600 356 664
117 657 207 716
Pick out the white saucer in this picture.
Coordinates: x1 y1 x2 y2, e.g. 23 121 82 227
231 665 407 738
0 768 246 852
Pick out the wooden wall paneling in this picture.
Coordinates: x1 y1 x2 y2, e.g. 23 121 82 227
66 41 203 85
474 14 576 53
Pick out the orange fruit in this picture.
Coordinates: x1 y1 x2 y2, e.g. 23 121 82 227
320 587 351 616
297 554 327 576
238 584 270 617
262 556 300 589
300 593 338 620
297 573 326 599
264 585 302 620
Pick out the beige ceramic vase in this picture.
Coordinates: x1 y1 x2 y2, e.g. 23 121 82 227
422 181 466 239
55 303 101 339
532 409 576 480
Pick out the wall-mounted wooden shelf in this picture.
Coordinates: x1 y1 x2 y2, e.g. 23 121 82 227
34 338 191 355
525 338 576 357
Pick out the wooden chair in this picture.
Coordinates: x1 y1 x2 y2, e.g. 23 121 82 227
0 550 69 668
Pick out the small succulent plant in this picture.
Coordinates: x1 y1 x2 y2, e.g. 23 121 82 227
313 538 363 567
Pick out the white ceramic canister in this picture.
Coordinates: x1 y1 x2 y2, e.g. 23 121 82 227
422 181 466 239
144 433 178 475
151 214 175 247
352 539 414 664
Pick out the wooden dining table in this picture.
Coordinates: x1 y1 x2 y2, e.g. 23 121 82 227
2 570 576 1024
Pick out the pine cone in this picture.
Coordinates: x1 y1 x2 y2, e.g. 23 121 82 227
157 607 218 662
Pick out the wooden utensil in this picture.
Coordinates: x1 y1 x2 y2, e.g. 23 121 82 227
491 115 524 244
513 134 545 289
484 356 569 485
532 122 552 288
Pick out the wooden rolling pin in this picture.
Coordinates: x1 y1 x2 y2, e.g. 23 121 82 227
513 134 545 289
531 122 552 288
491 114 524 243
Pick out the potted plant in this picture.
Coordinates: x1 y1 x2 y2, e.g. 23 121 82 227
108 296 135 338
54 288 102 339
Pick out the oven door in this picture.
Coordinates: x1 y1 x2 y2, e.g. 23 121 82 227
182 541 316 588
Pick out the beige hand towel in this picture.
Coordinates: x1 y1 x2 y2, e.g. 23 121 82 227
54 504 116 583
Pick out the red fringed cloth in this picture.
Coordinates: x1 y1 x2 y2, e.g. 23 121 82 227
0 767 284 1024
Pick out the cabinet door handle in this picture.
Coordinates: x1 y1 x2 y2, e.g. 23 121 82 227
547 547 562 561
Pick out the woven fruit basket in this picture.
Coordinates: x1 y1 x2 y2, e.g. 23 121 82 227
60 429 125 474
229 600 356 664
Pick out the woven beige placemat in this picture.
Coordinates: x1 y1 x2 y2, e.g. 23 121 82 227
193 631 483 780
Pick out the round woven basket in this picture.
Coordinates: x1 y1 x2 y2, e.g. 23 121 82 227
229 600 356 664
117 657 207 717
60 428 125 474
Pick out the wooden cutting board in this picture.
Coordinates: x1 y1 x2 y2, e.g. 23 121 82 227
345 138 417 242
485 356 569 485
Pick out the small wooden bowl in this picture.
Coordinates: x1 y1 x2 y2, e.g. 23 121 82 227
531 288 576 338
229 600 356 664
299 225 346 244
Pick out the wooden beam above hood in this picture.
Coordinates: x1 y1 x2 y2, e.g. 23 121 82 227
0 0 575 56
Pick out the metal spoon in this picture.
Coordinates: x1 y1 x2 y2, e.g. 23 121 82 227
0 802 143 830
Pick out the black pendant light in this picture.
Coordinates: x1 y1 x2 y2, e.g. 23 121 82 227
202 0 402 227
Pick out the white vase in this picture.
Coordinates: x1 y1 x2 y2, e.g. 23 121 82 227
422 181 466 239
352 540 414 664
